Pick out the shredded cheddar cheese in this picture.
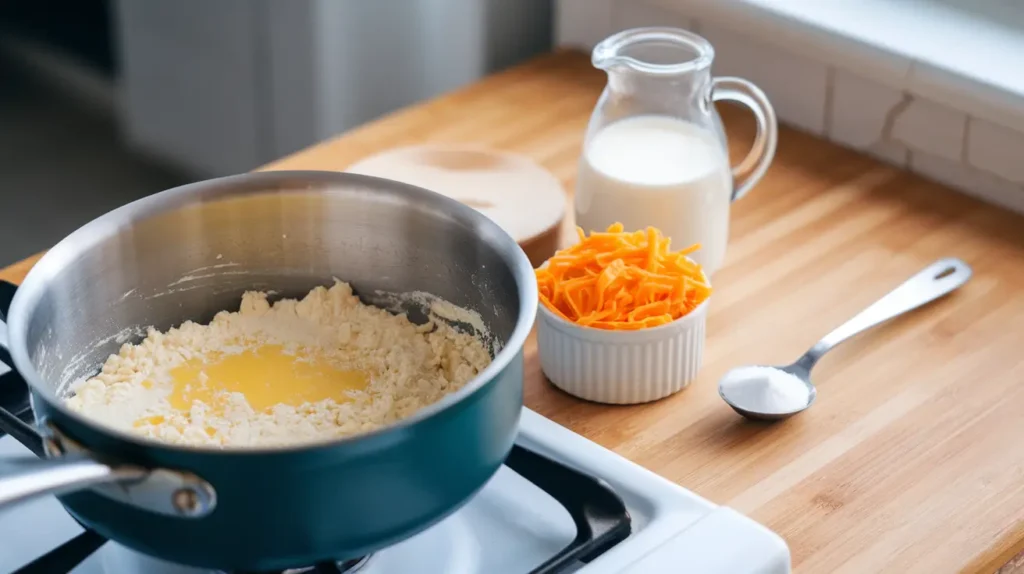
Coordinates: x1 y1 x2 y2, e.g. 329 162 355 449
535 223 712 330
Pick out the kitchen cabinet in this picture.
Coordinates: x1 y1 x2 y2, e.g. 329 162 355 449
114 0 552 177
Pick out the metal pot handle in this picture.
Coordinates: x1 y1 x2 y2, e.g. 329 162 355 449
0 451 146 509
0 280 216 517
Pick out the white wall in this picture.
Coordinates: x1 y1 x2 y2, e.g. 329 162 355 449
114 0 551 178
114 0 265 177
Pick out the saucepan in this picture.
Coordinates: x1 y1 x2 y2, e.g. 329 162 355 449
0 171 537 571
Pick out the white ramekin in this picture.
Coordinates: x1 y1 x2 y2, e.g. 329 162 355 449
536 300 708 404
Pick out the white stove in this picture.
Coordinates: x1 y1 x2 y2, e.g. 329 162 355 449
0 409 790 573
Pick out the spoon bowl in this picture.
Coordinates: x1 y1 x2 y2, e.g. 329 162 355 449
718 258 972 422
718 363 816 422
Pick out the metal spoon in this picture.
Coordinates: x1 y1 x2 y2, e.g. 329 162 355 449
718 258 973 422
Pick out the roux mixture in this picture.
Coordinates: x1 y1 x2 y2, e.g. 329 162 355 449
65 281 492 448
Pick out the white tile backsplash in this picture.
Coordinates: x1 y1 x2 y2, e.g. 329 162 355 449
906 61 1024 135
865 140 910 168
699 22 830 135
829 71 906 149
891 97 967 162
966 119 1024 185
910 151 1024 214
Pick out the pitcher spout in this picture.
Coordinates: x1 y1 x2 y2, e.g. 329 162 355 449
592 27 714 75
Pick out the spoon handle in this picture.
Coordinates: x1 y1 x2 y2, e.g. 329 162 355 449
798 258 972 370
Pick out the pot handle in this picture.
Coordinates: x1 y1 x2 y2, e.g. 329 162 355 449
0 280 216 518
0 454 146 510
0 411 217 517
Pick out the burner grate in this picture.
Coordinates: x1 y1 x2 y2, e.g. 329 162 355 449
506 445 632 574
238 555 372 574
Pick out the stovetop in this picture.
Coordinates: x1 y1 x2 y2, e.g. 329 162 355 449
0 409 790 573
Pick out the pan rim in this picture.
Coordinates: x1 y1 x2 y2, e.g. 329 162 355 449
5 169 538 456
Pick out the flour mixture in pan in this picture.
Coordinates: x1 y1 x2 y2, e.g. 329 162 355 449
65 281 492 448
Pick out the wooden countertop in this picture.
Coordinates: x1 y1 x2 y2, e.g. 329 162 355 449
7 51 1024 573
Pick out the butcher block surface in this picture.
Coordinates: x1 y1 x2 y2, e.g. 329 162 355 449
6 51 1024 573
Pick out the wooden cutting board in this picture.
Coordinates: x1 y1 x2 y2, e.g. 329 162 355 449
8 51 1024 573
346 145 565 266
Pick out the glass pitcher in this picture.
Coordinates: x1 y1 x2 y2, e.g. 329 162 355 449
574 27 777 276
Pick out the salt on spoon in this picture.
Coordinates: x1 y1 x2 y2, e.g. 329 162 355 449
719 258 973 422
719 366 810 416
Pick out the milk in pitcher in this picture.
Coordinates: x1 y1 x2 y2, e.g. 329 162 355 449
575 115 732 274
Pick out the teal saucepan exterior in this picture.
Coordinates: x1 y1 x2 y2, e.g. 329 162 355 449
0 170 537 570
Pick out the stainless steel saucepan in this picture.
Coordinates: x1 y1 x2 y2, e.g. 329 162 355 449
0 171 537 571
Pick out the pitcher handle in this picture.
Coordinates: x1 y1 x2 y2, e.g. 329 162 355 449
712 77 778 202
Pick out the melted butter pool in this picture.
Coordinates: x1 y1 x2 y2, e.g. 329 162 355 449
143 344 369 418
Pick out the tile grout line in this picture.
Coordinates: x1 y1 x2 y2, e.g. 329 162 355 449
961 115 972 166
822 67 836 139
